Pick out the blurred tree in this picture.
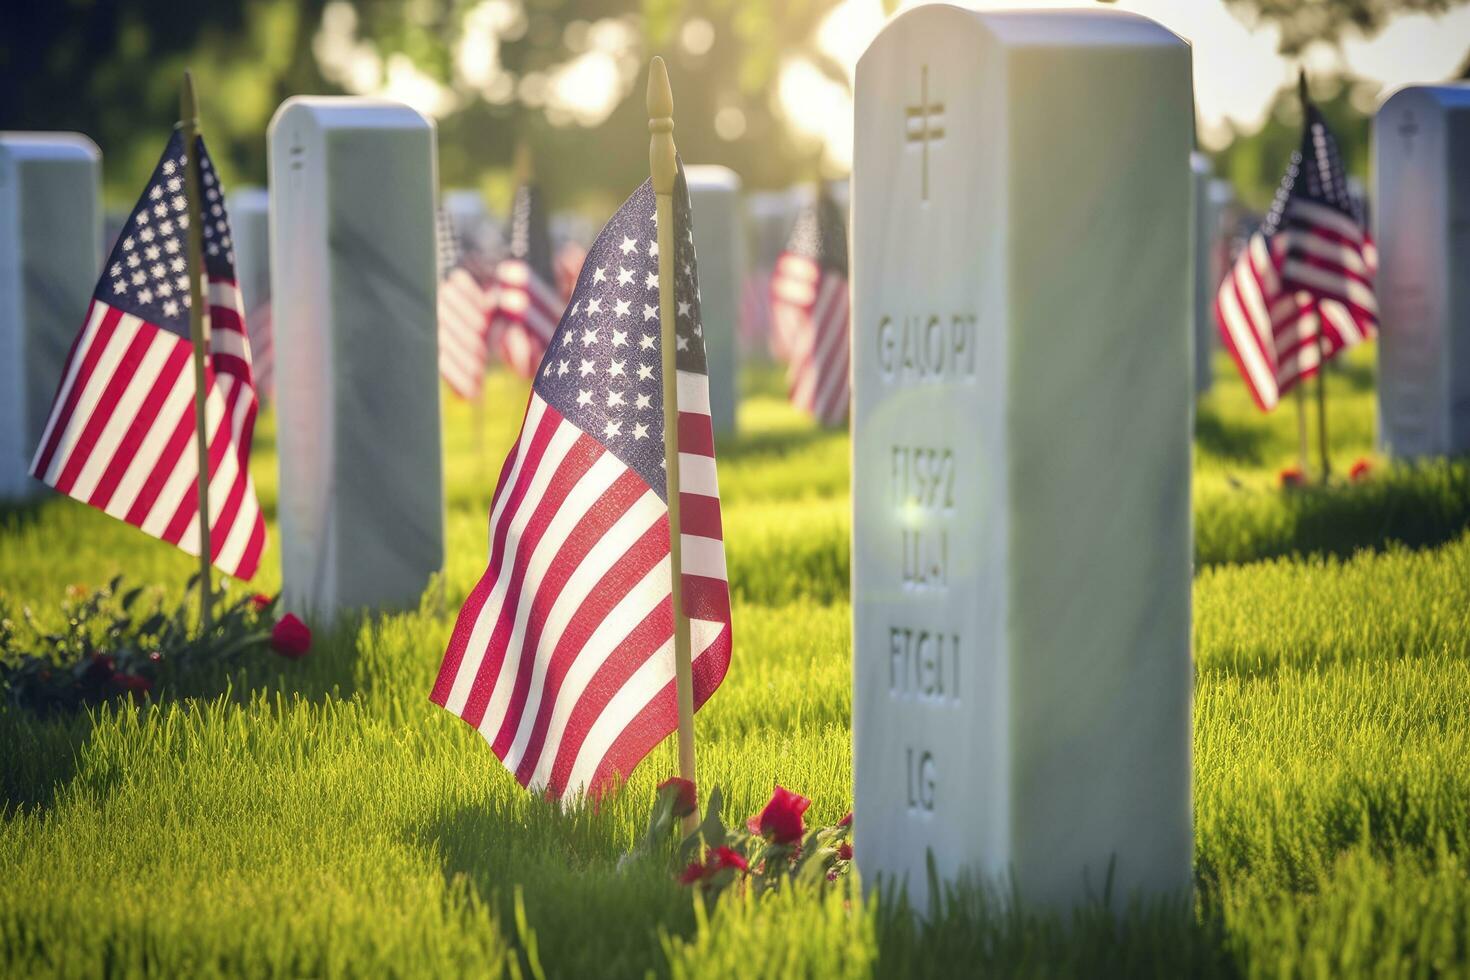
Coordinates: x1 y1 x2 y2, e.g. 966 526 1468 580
1 0 848 211
1210 74 1377 212
0 0 331 202
1222 0 1469 55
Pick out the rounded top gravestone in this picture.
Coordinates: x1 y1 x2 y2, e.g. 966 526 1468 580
851 5 1194 912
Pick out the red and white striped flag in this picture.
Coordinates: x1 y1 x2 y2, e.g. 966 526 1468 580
772 190 850 426
739 268 773 357
436 208 496 401
489 183 564 379
1216 98 1378 411
431 167 732 802
30 131 266 580
246 301 273 401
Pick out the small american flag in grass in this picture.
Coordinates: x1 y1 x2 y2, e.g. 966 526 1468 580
1216 93 1378 411
436 207 496 401
490 183 564 379
772 189 850 427
29 130 266 580
431 164 731 802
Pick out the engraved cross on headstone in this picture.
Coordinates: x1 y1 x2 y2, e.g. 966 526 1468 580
905 65 945 203
1399 111 1419 158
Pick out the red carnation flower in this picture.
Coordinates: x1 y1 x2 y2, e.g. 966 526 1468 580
678 861 707 886
658 776 698 819
1349 458 1372 482
708 845 748 873
112 672 153 695
747 785 811 844
837 841 853 861
271 613 312 659
250 593 274 612
1278 466 1306 489
837 811 852 828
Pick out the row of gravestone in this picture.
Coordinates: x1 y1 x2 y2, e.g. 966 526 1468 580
1 7 1467 910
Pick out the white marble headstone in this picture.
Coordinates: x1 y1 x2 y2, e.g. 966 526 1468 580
267 97 444 620
1374 84 1470 458
685 165 742 435
229 188 270 315
0 133 101 500
227 187 272 396
852 6 1194 910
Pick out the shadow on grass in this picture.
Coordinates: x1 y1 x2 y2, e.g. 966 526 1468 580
1197 460 1470 567
418 800 694 979
1195 410 1274 467
715 422 837 464
874 860 1236 978
0 613 373 815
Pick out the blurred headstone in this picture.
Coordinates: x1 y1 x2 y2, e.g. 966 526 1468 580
227 187 273 398
444 188 501 257
268 97 444 620
0 132 101 500
851 7 1194 911
1375 84 1470 458
685 165 742 435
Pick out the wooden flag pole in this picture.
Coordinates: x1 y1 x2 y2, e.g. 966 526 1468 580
180 70 214 634
648 56 698 832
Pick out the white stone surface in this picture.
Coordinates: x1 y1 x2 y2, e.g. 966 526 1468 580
229 187 270 315
268 97 444 620
852 6 1194 911
1374 84 1470 458
685 165 742 434
0 133 101 500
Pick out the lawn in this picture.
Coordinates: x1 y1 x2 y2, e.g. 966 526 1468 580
3 348 1470 978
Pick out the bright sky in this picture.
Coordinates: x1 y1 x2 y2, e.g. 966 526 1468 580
793 0 1470 168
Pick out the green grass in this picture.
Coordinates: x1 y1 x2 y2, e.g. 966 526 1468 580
3 347 1470 977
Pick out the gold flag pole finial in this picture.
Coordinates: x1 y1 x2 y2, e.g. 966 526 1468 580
179 69 214 634
647 55 697 833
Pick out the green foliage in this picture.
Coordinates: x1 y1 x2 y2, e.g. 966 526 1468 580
3 355 1470 975
1222 0 1467 55
0 576 276 714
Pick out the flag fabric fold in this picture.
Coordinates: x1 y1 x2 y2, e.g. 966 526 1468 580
489 183 564 379
431 165 732 802
1215 98 1378 411
29 130 266 580
771 190 851 426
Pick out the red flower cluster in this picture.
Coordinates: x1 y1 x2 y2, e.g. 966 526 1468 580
1349 457 1372 482
250 593 274 613
271 614 312 659
679 846 749 885
658 777 698 819
747 785 811 844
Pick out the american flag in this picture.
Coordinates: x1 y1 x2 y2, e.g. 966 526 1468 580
431 167 732 802
246 301 274 400
739 267 773 357
490 183 563 379
1216 96 1378 411
437 208 496 401
29 131 266 580
772 190 850 426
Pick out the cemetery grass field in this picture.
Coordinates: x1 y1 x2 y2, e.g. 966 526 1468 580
4 350 1470 978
